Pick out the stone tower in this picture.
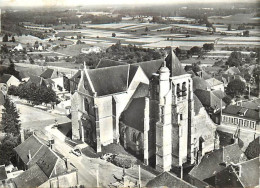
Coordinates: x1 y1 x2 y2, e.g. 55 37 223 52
171 73 192 167
156 62 172 172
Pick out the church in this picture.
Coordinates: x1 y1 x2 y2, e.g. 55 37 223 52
70 49 219 172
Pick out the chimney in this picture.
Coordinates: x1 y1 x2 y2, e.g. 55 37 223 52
28 150 32 161
20 128 24 143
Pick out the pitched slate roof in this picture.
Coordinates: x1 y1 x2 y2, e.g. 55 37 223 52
0 91 5 106
225 66 241 75
192 77 211 91
121 97 145 132
239 99 260 110
196 70 212 80
133 59 164 79
189 144 247 182
193 93 204 115
12 164 48 188
222 105 259 121
87 65 129 96
0 165 7 181
27 76 47 87
146 171 196 188
215 157 259 188
40 68 56 79
14 134 45 165
212 90 226 99
194 89 226 110
132 83 149 99
165 49 186 77
0 74 12 83
95 59 127 69
205 77 223 87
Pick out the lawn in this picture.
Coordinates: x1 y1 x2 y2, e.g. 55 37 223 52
56 44 94 56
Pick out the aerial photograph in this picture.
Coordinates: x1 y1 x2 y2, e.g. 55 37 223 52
0 0 259 187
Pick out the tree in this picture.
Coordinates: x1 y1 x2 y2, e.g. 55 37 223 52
245 137 259 160
112 33 116 37
11 36 15 42
0 134 19 165
226 51 243 67
189 46 201 55
203 43 214 51
145 27 149 32
2 34 8 42
1 97 21 136
227 24 231 31
243 30 249 37
226 79 246 97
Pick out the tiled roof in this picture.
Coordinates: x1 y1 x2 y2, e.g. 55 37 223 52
193 93 204 115
95 59 127 68
215 157 259 188
0 91 5 106
121 97 145 132
189 144 247 181
212 90 226 99
146 171 196 188
222 105 259 121
14 135 44 165
192 77 211 91
87 65 129 96
40 68 55 79
205 78 223 87
0 74 12 83
165 49 186 77
194 89 226 110
225 67 241 75
0 165 7 181
12 164 48 188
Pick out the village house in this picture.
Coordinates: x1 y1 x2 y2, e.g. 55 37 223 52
205 77 224 91
70 49 219 172
0 74 20 88
13 134 78 188
221 104 260 133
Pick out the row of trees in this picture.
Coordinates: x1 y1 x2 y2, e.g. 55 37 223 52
0 97 21 165
8 83 58 105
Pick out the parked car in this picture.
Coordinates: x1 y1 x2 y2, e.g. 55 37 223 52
71 148 82 157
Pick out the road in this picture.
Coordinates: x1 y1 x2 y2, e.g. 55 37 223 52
45 125 156 187
217 124 260 150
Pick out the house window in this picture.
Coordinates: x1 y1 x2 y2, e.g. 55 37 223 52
239 119 243 126
180 114 183 120
231 118 234 124
234 118 238 125
250 122 255 129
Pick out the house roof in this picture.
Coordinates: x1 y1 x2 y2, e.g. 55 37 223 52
192 77 211 91
131 83 149 99
215 157 259 188
222 105 259 121
0 91 5 106
189 144 247 182
165 49 186 77
225 67 241 75
193 93 204 115
205 77 223 87
27 76 47 87
194 89 226 110
146 171 196 188
212 90 226 100
87 65 129 96
12 164 48 188
40 68 56 79
0 165 7 181
239 99 260 110
0 74 12 83
196 70 212 80
95 59 127 69
121 97 145 132
14 134 44 165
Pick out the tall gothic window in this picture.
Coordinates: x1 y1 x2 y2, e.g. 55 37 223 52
84 98 89 112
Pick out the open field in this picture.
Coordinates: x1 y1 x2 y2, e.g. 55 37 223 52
208 13 259 24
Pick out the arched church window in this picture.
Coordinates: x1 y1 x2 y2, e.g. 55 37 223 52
182 82 187 97
177 84 181 98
